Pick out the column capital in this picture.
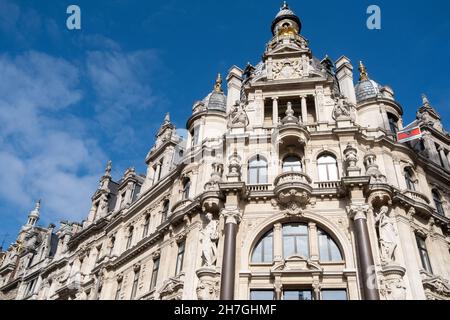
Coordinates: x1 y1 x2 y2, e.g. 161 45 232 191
347 204 370 221
272 97 279 101
220 207 242 225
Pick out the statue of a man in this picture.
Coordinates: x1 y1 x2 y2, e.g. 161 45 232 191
375 206 398 265
201 213 219 267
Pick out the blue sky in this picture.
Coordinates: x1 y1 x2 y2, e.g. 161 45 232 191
0 0 449 248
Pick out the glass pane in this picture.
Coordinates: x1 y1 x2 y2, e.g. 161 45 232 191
322 290 347 300
327 164 339 181
283 236 296 257
283 224 308 235
319 234 330 261
318 164 329 181
259 168 268 184
263 237 273 262
249 168 258 184
296 236 309 257
251 291 274 300
252 241 263 263
330 239 342 261
284 290 312 301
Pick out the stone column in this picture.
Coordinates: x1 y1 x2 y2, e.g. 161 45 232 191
273 223 283 262
308 222 319 261
301 95 308 124
220 209 241 300
438 147 450 170
272 97 279 125
348 204 380 300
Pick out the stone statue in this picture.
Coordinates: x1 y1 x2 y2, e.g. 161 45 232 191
200 213 219 267
229 101 249 128
333 97 351 120
98 194 109 218
375 206 398 265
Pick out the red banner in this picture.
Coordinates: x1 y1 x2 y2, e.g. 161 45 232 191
397 127 422 143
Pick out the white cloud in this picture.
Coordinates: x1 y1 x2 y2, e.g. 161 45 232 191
0 51 105 223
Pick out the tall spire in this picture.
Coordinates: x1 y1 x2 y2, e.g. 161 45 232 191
359 61 369 82
214 73 223 93
26 200 41 227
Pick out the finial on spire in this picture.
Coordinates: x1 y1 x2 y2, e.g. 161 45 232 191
104 160 112 177
214 73 223 93
359 61 369 82
164 112 171 123
282 1 289 10
422 94 430 105
26 200 41 226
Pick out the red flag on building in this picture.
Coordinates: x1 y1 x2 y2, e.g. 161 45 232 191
397 127 422 143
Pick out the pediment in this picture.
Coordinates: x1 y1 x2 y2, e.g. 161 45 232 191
267 44 307 56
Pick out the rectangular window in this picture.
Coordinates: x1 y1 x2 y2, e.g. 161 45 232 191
321 290 348 300
283 290 312 301
192 126 200 147
416 236 433 274
250 290 275 300
283 224 309 258
131 270 140 299
150 258 160 291
115 281 122 300
175 241 186 275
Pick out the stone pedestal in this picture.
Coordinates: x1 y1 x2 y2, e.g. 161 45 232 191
380 264 406 300
196 268 221 300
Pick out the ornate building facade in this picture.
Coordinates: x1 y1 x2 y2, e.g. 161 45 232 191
1 3 450 301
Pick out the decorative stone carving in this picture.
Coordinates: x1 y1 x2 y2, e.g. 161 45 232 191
422 273 450 300
196 268 220 300
272 57 311 80
344 143 358 168
281 102 299 125
343 143 361 177
220 207 242 225
159 273 185 300
364 152 387 184
347 204 370 221
201 213 219 267
228 101 249 129
332 95 354 120
374 206 398 265
226 150 242 182
381 265 406 300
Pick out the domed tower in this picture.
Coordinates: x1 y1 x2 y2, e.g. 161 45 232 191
271 1 302 37
25 200 41 228
187 74 228 149
354 61 403 136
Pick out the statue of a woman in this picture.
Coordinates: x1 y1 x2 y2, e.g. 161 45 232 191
201 213 219 267
375 206 398 265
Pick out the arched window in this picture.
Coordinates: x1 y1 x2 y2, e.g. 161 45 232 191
126 226 134 250
248 155 268 184
432 189 445 216
161 200 170 223
182 179 191 200
404 168 416 191
251 231 273 263
142 214 150 238
282 156 302 173
317 154 339 181
318 229 343 262
388 113 399 135
283 224 309 258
